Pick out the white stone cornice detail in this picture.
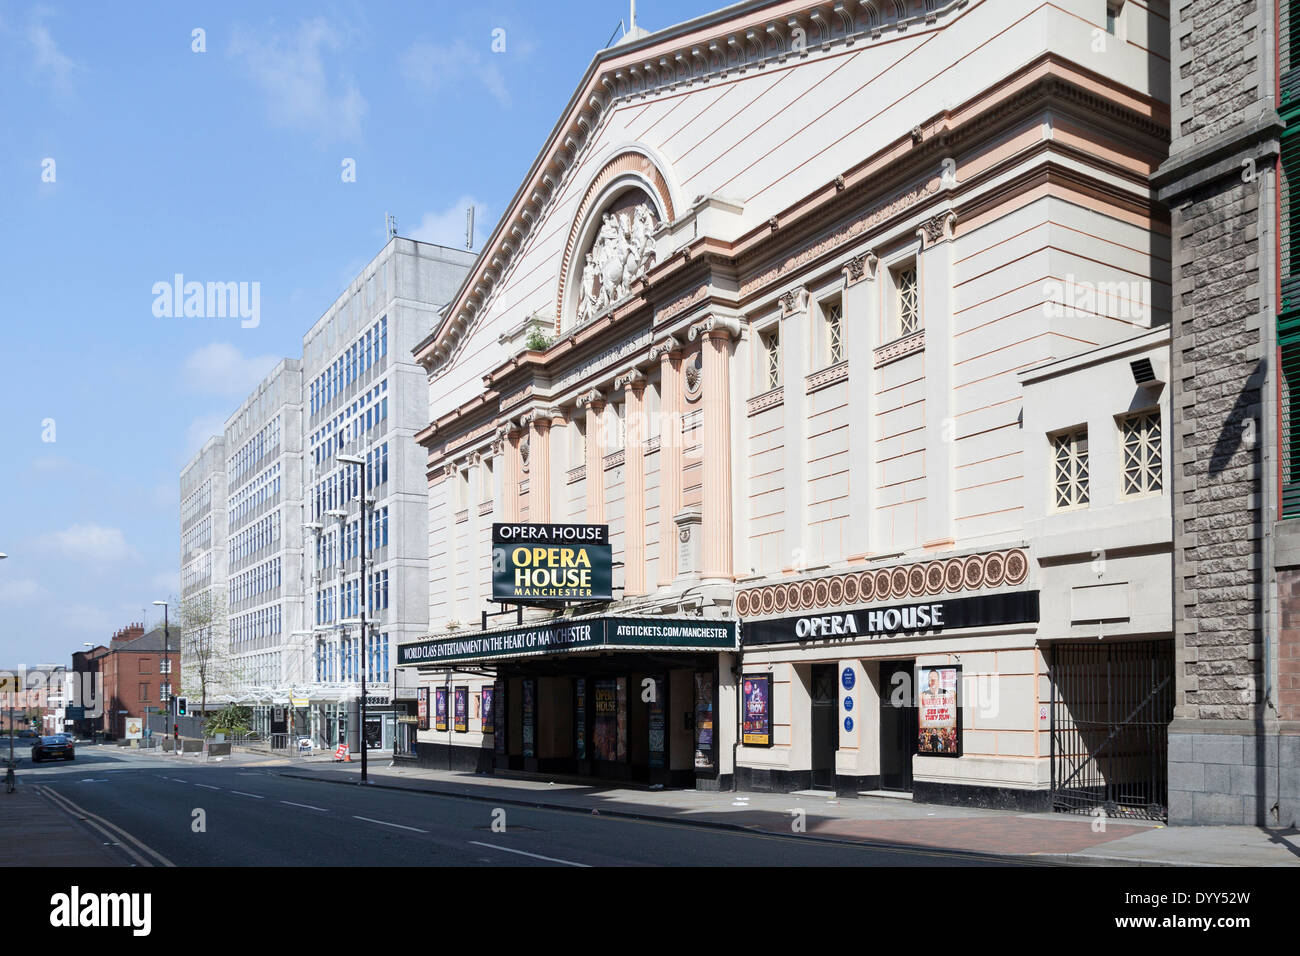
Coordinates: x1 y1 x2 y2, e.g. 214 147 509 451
688 314 743 342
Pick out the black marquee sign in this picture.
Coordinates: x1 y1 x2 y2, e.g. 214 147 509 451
492 523 612 602
741 591 1040 647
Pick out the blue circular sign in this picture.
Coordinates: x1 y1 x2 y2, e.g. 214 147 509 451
843 716 854 733
843 696 854 712
841 668 855 690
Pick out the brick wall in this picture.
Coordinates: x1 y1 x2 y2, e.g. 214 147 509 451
1278 569 1300 722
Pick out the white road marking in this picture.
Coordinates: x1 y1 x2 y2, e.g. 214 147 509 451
468 840 590 867
230 790 264 799
353 815 427 833
195 784 221 790
281 800 328 812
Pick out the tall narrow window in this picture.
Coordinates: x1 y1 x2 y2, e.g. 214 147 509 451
894 264 920 336
762 328 781 390
824 298 844 365
1119 410 1163 497
1051 428 1090 510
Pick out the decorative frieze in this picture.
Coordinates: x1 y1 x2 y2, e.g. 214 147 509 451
806 360 849 394
658 284 709 324
747 386 785 416
733 547 1030 618
567 464 586 484
874 329 926 368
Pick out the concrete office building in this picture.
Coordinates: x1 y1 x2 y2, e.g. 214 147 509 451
1153 0 1299 826
301 238 476 751
222 358 305 727
401 0 1180 816
179 434 227 707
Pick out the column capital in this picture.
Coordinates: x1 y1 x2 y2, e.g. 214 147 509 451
843 249 878 286
649 334 684 362
576 388 607 411
522 405 560 429
917 209 957 249
688 314 743 342
615 367 647 392
778 287 809 318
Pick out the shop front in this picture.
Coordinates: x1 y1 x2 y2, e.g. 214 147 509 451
402 616 737 788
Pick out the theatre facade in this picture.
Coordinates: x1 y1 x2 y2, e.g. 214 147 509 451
404 0 1176 812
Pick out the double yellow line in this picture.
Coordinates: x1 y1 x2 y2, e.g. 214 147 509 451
36 785 175 868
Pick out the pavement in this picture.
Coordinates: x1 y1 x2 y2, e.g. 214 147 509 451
277 755 1300 867
0 778 133 867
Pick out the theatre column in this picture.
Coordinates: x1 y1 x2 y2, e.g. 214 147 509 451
918 211 957 549
651 336 683 588
525 407 554 524
842 250 878 558
689 315 743 584
617 367 648 595
503 422 523 522
578 389 607 524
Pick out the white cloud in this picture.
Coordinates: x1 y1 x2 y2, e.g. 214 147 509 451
185 413 230 459
401 38 509 108
229 18 366 142
28 9 81 97
0 579 47 605
182 342 281 398
409 197 492 252
34 524 137 563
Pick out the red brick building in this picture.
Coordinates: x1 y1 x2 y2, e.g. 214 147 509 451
75 623 181 739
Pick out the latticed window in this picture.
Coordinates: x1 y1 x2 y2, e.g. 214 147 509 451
762 329 780 390
1119 410 1162 497
896 265 919 336
825 300 843 364
1051 428 1090 510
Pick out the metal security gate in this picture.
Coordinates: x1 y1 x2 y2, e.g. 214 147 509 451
1050 640 1173 821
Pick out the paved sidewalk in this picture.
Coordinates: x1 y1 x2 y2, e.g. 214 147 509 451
277 759 1300 867
0 783 125 867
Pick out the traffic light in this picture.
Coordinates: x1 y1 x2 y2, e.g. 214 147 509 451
176 697 187 717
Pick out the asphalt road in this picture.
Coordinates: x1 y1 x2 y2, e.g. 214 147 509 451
22 746 1031 867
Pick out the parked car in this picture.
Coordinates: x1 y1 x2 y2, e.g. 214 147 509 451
31 736 75 762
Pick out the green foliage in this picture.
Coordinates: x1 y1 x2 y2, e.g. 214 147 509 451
205 704 253 736
524 319 553 352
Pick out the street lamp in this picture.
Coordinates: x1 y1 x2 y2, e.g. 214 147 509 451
152 601 176 756
336 452 369 784
325 508 348 755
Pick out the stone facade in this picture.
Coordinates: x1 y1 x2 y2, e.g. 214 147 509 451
1155 0 1297 825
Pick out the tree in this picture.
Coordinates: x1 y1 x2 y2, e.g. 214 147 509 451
205 704 252 737
178 591 246 725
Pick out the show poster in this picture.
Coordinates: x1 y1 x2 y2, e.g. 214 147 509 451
575 678 587 760
593 678 617 761
434 687 448 732
616 677 628 763
417 687 429 731
522 679 536 757
491 523 613 602
493 680 506 755
917 665 961 757
694 671 715 769
481 684 494 736
742 674 773 747
647 676 665 768
454 686 468 733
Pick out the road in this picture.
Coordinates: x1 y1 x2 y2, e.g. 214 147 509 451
20 745 1033 866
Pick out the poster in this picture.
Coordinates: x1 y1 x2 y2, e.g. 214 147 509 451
434 687 448 732
694 671 715 769
916 665 961 757
481 684 494 736
575 678 587 760
522 679 536 758
493 680 507 755
417 687 429 731
616 677 627 763
593 678 617 761
454 686 468 733
742 674 772 747
647 676 665 768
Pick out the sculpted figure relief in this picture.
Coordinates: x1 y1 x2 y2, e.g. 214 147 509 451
576 203 658 327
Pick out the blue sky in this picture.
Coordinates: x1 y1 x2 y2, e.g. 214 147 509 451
0 0 709 666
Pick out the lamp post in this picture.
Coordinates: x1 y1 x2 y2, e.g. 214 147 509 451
325 508 348 754
336 452 369 784
303 521 324 747
152 601 175 756
2 553 10 772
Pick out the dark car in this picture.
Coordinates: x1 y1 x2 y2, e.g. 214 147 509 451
32 736 75 762
16 729 38 741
